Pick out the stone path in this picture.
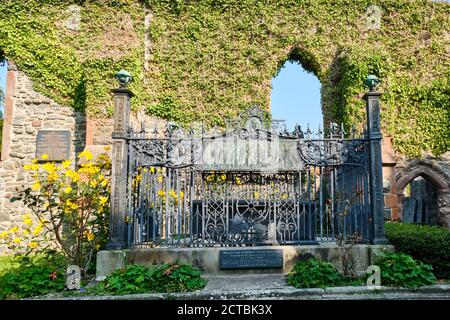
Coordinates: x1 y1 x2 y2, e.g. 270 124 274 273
32 274 450 300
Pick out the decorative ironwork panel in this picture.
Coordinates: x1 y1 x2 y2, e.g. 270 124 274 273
126 106 372 248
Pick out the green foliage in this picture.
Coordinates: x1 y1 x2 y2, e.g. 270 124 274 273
287 258 361 288
93 262 207 295
10 149 111 275
0 253 66 299
0 0 449 155
385 222 450 279
375 252 436 289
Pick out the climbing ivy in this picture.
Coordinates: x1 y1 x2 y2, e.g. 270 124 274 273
0 0 448 156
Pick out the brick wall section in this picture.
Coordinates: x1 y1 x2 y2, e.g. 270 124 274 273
0 66 86 251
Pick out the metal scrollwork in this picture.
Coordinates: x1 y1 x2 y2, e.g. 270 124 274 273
127 105 372 248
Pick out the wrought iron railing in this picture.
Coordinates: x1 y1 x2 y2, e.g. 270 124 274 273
125 107 372 248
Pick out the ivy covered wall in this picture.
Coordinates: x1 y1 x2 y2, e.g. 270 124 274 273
0 0 448 156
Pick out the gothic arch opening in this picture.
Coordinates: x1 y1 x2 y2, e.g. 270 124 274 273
396 162 450 228
400 176 439 225
270 48 323 132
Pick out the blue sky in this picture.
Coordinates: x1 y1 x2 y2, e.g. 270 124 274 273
270 61 322 132
0 62 6 115
0 61 322 126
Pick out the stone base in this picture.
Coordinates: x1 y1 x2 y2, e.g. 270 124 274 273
96 244 395 279
96 250 129 281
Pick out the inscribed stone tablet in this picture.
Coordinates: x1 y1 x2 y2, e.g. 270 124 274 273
219 249 283 269
36 130 71 161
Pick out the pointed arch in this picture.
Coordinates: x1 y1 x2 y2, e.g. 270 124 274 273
395 160 450 228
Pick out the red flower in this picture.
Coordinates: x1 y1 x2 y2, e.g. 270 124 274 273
49 271 58 280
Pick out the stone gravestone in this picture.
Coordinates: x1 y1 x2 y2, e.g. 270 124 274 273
36 130 71 161
411 177 426 223
66 265 81 290
402 198 416 223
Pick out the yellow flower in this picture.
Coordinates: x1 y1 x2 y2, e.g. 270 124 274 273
89 180 99 188
32 158 38 164
99 196 108 206
66 199 79 211
42 162 56 172
0 231 8 238
281 193 288 200
41 154 49 160
157 176 163 183
220 174 226 181
85 231 94 242
24 217 33 226
10 226 19 233
13 237 21 244
62 160 71 169
169 189 177 199
100 179 108 187
79 150 93 161
103 145 111 151
158 190 165 198
179 191 185 200
65 170 80 182
64 186 73 194
47 172 58 182
24 164 32 171
32 181 41 191
150 167 155 173
33 225 43 235
28 241 38 249
235 177 242 185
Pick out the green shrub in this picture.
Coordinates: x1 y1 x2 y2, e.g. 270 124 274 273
0 255 66 299
385 222 450 278
286 258 360 288
376 252 436 289
97 262 207 295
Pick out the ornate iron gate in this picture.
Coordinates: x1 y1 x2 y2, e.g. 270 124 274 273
105 77 387 250
125 107 372 247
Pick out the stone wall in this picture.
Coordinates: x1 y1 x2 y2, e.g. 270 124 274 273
0 61 449 255
394 153 450 228
0 63 86 251
0 63 168 254
381 134 450 229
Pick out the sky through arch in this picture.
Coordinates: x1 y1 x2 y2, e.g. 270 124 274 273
270 61 322 133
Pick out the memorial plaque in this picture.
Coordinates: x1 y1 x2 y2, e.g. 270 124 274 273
36 130 71 161
219 249 283 269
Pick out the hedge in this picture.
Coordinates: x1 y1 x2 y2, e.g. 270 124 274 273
385 222 450 279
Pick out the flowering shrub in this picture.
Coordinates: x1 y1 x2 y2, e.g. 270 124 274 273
0 213 50 256
10 148 111 274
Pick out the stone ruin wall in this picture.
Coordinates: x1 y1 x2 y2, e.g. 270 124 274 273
0 63 449 253
0 63 166 253
0 63 86 252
